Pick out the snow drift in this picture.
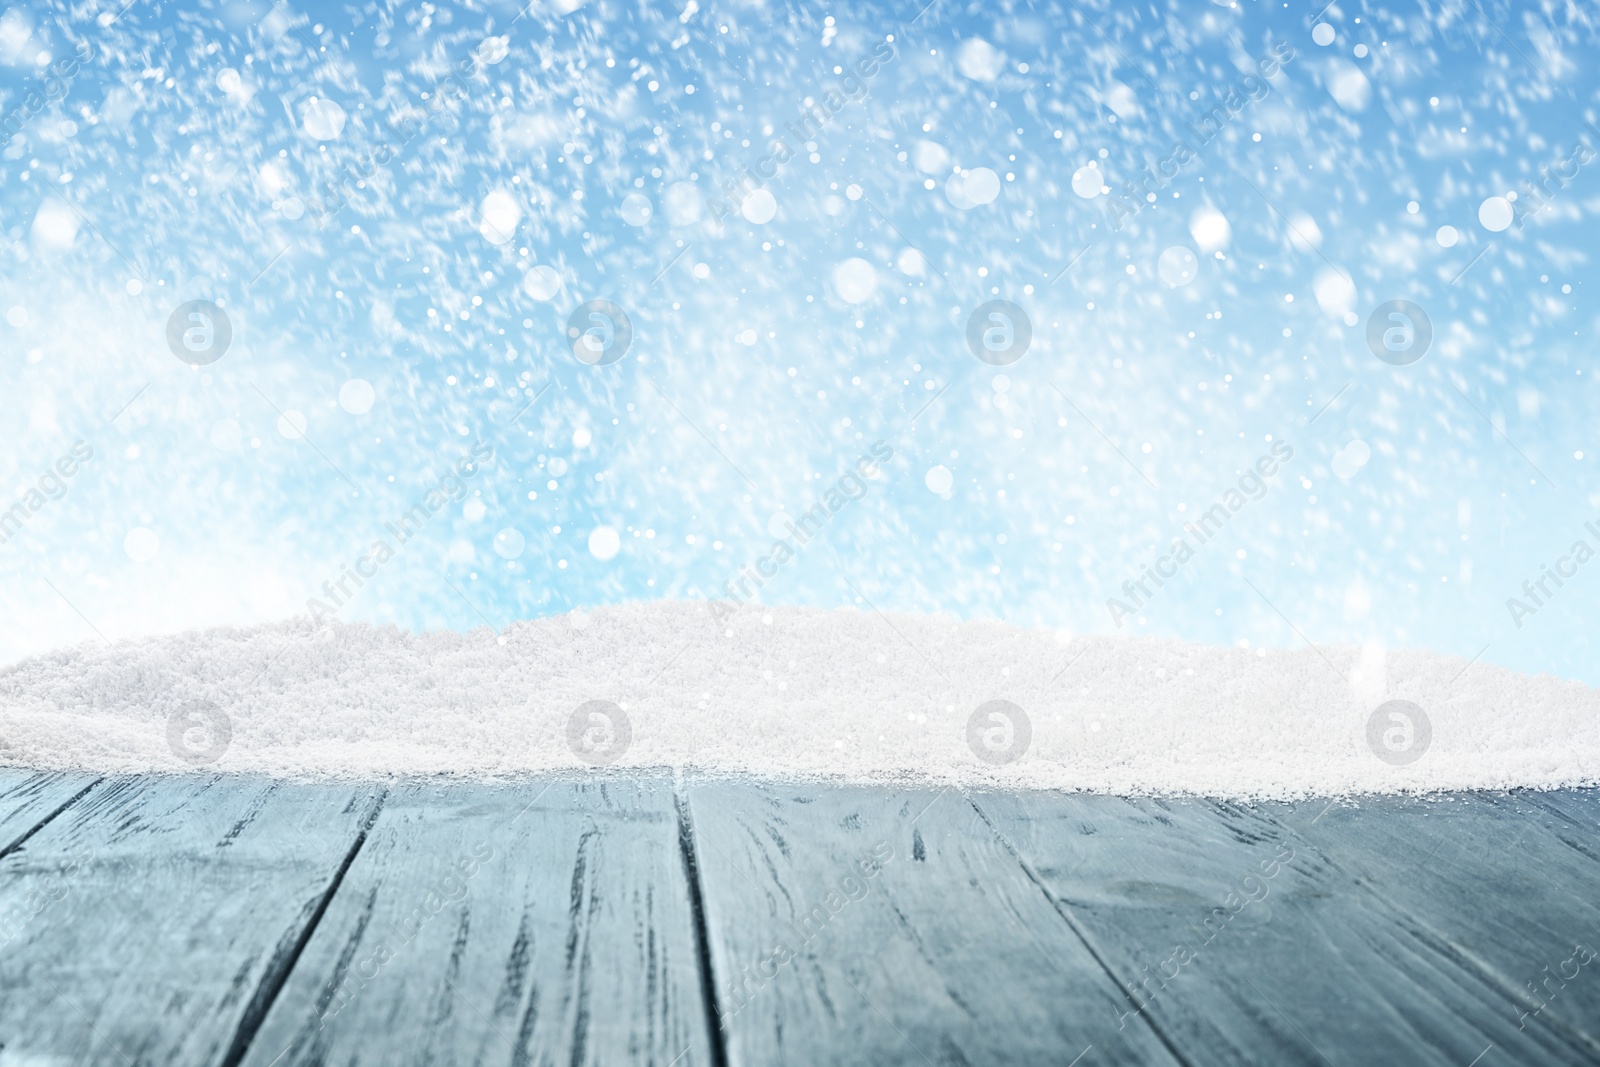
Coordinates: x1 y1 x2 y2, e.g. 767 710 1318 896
1 602 1595 798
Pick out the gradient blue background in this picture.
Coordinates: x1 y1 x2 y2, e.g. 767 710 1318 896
1 0 1595 684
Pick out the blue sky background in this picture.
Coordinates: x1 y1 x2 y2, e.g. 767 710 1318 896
1 0 1597 684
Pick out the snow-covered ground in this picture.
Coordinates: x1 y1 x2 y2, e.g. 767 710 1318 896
2 602 1595 797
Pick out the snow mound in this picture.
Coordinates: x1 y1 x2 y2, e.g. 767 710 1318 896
1 602 1596 798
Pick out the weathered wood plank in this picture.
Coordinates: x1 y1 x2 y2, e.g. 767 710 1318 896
0 774 378 1066
975 791 1598 1066
237 774 715 1067
0 768 98 856
1264 792 1600 1055
683 780 1182 1067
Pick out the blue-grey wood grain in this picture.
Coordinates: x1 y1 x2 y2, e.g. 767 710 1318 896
1 769 1598 1067
236 774 715 1067
0 773 377 1066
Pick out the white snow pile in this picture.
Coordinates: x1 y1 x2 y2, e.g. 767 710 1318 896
1 601 1596 798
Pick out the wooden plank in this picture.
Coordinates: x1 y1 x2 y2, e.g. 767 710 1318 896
974 790 1599 1066
236 773 715 1067
0 768 99 856
1264 791 1600 1055
683 779 1182 1067
0 774 379 1066
1521 787 1600 847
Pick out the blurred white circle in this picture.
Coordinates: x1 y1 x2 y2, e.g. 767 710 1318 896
6 306 26 327
477 35 509 64
523 265 562 300
339 378 375 414
1312 23 1335 46
478 189 522 245
945 168 1000 209
301 96 346 140
620 193 653 226
124 527 160 562
959 167 1001 206
463 499 487 522
1478 196 1513 232
1071 164 1102 199
1312 267 1357 317
741 188 777 224
955 37 1005 81
589 525 621 561
833 258 878 303
216 68 242 93
1189 207 1232 252
493 528 526 559
572 427 592 448
1436 225 1459 247
925 465 954 493
1158 246 1198 287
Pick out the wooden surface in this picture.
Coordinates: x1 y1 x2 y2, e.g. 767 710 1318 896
237 776 715 1067
0 768 1595 1066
